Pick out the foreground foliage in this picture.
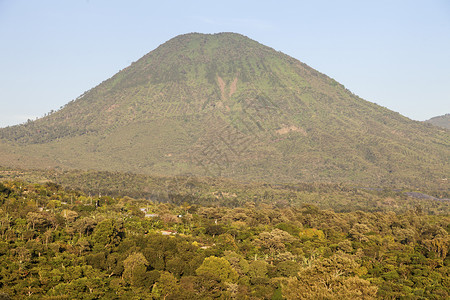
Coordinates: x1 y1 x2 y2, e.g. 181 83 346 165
0 180 448 299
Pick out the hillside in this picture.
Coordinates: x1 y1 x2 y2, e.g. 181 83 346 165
426 114 450 130
0 33 448 188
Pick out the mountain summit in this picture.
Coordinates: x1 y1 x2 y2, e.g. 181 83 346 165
0 33 448 187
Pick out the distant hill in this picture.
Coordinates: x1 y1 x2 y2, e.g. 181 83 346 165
0 33 448 188
426 114 450 129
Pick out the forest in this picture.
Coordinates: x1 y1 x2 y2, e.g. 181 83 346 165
0 179 448 299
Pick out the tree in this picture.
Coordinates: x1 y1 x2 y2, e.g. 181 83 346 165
61 209 78 225
223 251 249 276
247 260 268 284
282 253 378 299
255 229 294 255
73 217 96 237
349 223 371 242
123 252 149 287
196 256 238 283
152 271 180 300
91 219 123 251
26 212 54 231
12 246 30 266
216 233 238 252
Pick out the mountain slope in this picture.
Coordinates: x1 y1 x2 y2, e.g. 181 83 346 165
0 33 448 187
426 114 450 130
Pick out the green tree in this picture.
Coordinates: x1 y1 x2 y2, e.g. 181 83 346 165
152 271 180 300
91 219 123 251
196 256 238 283
123 252 149 287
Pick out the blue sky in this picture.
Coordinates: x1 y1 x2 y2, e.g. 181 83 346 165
0 0 449 127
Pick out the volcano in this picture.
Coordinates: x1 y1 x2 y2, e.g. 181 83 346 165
0 33 448 187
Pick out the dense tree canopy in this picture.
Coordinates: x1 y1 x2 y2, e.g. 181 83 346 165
0 180 448 299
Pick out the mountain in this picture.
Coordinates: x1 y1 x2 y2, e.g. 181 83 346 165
0 33 448 187
426 114 450 130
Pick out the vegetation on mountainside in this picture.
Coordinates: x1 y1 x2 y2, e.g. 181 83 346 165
426 114 450 130
0 180 449 299
1 167 449 215
0 33 448 187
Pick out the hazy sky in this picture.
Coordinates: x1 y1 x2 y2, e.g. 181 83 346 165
1 0 449 127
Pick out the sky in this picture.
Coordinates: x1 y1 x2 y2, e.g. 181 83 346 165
0 0 449 128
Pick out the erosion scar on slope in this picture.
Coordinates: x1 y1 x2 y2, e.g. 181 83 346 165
229 77 238 98
217 76 238 100
217 76 226 100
